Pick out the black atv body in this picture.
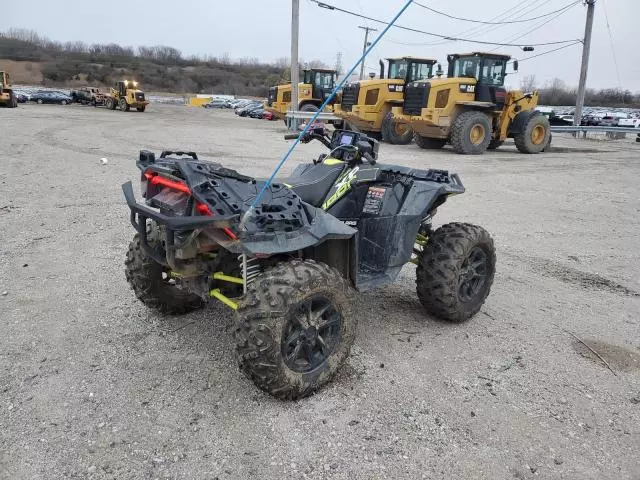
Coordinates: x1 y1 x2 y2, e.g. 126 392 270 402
124 131 463 291
122 129 494 399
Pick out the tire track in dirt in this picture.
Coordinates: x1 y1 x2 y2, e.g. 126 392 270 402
502 250 639 297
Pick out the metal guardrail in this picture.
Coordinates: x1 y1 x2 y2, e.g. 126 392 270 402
550 125 640 134
285 110 340 121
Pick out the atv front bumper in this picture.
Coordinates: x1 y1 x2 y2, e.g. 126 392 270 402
122 181 237 265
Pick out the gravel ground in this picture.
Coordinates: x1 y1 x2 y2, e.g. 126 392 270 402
1 104 639 480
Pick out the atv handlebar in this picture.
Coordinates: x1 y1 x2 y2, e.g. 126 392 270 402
283 133 299 140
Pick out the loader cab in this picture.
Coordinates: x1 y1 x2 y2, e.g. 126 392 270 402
303 68 337 102
117 80 139 97
447 52 510 107
386 57 437 84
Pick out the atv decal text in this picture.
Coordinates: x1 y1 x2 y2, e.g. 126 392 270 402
322 167 359 210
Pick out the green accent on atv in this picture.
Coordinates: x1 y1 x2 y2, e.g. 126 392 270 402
211 272 244 285
323 158 344 166
210 288 238 310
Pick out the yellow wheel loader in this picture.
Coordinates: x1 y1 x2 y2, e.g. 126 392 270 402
0 71 18 108
334 57 438 144
391 52 550 154
264 68 337 122
104 80 149 112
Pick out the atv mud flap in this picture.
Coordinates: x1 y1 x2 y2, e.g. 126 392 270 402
122 181 237 266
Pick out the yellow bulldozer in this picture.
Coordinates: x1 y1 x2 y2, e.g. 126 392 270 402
265 68 337 121
0 71 18 108
334 57 438 144
391 52 550 154
104 80 149 112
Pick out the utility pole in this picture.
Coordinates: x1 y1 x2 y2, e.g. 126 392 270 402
573 0 596 126
358 26 377 80
290 0 300 130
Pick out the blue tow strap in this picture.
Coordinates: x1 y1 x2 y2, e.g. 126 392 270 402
247 0 414 214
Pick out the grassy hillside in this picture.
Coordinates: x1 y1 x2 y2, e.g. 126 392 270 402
0 32 290 96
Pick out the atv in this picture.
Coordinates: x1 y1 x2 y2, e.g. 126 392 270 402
122 128 496 399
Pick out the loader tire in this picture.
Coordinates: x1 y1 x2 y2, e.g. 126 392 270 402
414 134 446 149
234 259 356 400
125 230 203 315
416 223 496 322
514 113 550 154
120 98 130 112
382 113 413 144
137 106 146 112
9 93 18 108
106 98 116 110
450 111 492 154
300 103 319 113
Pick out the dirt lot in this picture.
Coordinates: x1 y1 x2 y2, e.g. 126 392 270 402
1 103 639 480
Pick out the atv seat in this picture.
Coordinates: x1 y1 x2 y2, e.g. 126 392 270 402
282 160 345 207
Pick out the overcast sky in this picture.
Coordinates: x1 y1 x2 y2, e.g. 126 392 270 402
2 0 638 91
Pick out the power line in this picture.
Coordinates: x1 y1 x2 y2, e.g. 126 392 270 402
311 0 581 47
515 40 582 63
413 0 581 25
383 0 538 47
489 0 580 52
602 0 623 90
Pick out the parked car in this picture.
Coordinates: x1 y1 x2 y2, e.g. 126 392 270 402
248 108 265 119
31 91 73 105
70 87 105 105
16 93 29 103
618 117 640 128
581 115 602 126
236 103 263 117
203 99 228 109
599 116 619 127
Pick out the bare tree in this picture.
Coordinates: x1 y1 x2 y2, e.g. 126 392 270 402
520 74 537 92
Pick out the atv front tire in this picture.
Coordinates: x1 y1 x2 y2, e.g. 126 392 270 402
234 260 356 399
414 134 446 149
416 223 496 322
382 113 413 144
450 111 492 154
125 232 203 314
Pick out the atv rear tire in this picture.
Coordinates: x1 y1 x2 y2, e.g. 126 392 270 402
514 113 550 154
416 223 495 322
382 113 413 144
450 111 492 154
234 260 356 399
487 139 504 150
414 134 446 149
125 230 203 314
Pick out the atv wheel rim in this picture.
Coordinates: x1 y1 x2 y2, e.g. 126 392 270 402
282 296 341 373
531 124 545 145
394 122 409 136
458 246 488 303
469 124 485 145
